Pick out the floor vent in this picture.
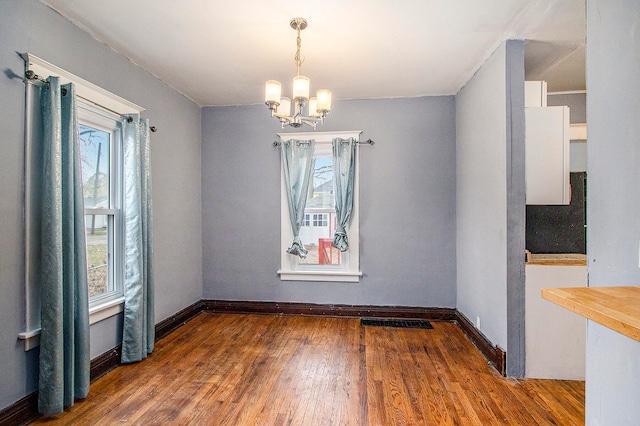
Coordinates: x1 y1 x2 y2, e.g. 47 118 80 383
361 318 434 329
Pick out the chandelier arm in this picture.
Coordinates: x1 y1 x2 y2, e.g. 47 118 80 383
272 112 292 120
300 119 318 130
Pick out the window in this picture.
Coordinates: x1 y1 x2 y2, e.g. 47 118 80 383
312 214 328 227
278 131 362 282
19 53 144 350
78 104 123 307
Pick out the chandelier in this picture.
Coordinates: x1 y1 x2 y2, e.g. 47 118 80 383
264 18 332 129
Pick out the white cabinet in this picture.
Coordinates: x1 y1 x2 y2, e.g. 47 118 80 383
525 80 548 107
525 106 570 205
525 264 586 380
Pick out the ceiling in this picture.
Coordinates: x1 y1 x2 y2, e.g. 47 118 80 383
38 0 586 106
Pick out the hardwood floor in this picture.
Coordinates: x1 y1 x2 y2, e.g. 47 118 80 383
32 313 584 425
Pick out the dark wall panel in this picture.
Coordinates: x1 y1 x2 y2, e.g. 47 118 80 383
526 172 586 254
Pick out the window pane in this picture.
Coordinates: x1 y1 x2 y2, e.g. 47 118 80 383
300 157 341 265
79 124 110 209
85 214 111 298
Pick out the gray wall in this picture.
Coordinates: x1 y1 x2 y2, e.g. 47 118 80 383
456 40 526 376
201 96 457 307
0 0 203 410
548 92 587 172
586 0 640 424
548 93 586 123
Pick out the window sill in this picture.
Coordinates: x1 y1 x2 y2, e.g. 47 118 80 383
278 269 362 283
89 297 125 325
17 329 41 351
18 297 125 351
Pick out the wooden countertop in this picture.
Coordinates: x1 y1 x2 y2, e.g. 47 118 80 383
541 286 640 342
526 252 587 266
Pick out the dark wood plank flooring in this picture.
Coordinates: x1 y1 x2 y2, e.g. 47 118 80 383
33 313 585 425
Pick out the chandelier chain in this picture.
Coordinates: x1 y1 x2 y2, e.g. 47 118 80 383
294 26 304 75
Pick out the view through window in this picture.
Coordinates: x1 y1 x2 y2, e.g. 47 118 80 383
78 114 119 302
299 156 342 265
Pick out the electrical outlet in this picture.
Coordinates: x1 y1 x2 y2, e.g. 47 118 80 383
476 316 481 329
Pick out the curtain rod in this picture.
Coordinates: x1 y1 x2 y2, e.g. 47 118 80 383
125 116 157 133
25 70 157 132
272 139 374 147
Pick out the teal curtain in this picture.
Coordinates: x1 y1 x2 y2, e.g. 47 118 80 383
331 138 357 251
38 77 90 415
121 114 155 363
281 139 315 258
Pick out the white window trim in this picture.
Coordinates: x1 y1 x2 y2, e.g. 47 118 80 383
22 53 143 115
19 53 144 350
277 130 362 282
